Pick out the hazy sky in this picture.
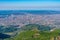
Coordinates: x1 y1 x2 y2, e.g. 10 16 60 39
0 0 60 10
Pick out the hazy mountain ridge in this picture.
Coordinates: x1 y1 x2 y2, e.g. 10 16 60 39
0 10 60 15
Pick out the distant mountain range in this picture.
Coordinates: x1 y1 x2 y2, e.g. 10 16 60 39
0 10 60 15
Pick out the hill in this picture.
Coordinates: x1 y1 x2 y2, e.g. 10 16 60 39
1 24 60 40
20 24 54 31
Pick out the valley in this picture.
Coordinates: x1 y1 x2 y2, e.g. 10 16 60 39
0 10 60 40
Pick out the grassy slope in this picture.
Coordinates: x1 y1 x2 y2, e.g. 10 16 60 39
14 30 50 40
14 29 60 40
4 24 60 40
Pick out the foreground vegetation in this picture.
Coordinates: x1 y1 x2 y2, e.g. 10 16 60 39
1 24 60 40
13 29 60 40
13 24 60 40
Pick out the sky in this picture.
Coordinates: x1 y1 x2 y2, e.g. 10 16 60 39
0 0 60 10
